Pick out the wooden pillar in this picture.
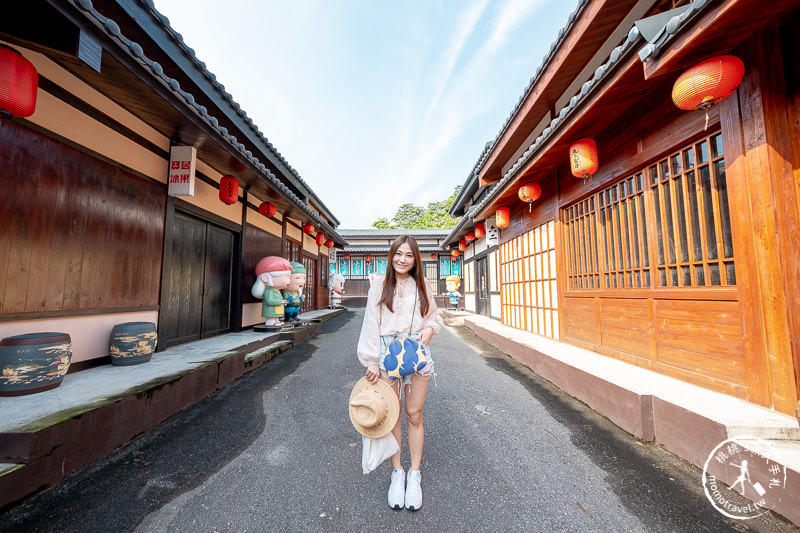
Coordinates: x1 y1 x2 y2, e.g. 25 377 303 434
719 27 799 414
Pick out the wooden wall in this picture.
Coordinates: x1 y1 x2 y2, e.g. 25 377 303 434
242 223 282 302
0 119 165 317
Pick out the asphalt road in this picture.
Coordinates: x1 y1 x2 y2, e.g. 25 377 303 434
1 309 797 532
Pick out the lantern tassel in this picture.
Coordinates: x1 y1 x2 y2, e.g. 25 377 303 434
704 109 709 131
528 203 532 212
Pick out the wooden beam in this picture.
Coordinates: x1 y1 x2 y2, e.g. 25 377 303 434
720 28 799 413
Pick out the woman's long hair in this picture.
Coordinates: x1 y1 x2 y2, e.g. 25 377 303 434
378 235 430 317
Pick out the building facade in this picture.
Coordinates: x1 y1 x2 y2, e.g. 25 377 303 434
446 0 800 416
334 229 457 307
0 0 345 369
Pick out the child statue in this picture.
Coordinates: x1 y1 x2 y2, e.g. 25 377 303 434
282 262 307 322
329 273 345 308
250 256 293 327
445 274 462 311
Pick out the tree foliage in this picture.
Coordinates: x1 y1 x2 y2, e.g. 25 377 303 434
371 185 462 229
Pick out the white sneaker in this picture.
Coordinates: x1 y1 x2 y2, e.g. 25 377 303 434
388 468 405 510
405 470 422 511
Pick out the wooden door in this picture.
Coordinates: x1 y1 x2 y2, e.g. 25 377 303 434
476 257 490 316
301 256 316 312
161 212 234 347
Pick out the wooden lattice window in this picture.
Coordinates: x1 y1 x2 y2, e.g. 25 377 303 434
499 221 559 339
564 131 735 290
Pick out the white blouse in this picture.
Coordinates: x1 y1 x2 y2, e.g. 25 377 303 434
356 275 441 367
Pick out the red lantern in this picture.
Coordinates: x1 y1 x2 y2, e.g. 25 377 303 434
316 233 325 246
431 253 437 259
496 207 510 229
258 202 277 217
465 231 476 241
302 223 314 234
474 223 485 239
219 176 238 204
672 55 745 129
366 254 372 262
458 239 466 252
324 239 334 248
344 254 350 259
518 183 542 212
569 138 599 179
0 46 38 118
451 249 460 258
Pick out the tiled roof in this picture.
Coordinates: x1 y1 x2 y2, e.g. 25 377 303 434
71 0 343 242
341 245 446 254
337 228 453 238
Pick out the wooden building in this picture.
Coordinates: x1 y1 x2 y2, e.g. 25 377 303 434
334 229 457 307
446 0 800 416
0 0 345 369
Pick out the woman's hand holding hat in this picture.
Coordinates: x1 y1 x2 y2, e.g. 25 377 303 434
365 362 380 384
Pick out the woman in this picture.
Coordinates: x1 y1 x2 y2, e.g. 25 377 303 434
357 235 440 511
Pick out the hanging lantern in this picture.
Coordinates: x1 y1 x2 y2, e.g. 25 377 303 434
518 183 542 212
219 176 238 204
344 254 350 259
465 231 476 241
451 249 460 258
366 254 372 262
431 253 437 259
324 239 334 248
474 223 486 239
0 46 38 119
316 233 325 246
458 239 466 252
496 207 510 229
258 202 277 217
569 138 599 179
302 223 314 234
672 55 745 130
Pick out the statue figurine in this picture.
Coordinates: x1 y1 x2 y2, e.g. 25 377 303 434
250 256 293 327
445 275 462 310
329 273 345 308
282 262 307 322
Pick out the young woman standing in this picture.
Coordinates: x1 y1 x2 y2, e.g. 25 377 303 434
356 235 440 510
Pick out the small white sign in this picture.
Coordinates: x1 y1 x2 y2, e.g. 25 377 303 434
485 216 499 247
168 146 196 197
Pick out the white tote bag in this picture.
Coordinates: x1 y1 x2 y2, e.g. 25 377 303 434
361 433 400 474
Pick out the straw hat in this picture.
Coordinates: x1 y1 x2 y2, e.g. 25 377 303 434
348 377 400 438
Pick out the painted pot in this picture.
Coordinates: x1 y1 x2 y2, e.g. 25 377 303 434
109 322 157 366
0 332 72 396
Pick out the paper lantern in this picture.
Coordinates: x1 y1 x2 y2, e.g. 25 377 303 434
366 254 372 263
302 223 314 234
569 139 599 179
431 253 437 259
344 254 350 259
451 249 460 258
518 183 542 212
0 46 38 118
474 223 485 239
672 55 745 129
219 176 238 204
458 239 466 252
258 202 277 217
496 207 510 229
324 240 334 248
465 231 476 241
316 233 325 246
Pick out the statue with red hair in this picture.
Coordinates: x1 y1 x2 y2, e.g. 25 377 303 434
251 256 293 327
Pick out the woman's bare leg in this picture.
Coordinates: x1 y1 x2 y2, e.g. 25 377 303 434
404 373 429 471
382 376 403 470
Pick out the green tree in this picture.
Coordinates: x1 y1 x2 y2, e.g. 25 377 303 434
371 185 462 229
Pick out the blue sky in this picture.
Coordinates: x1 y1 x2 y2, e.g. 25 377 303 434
153 0 580 228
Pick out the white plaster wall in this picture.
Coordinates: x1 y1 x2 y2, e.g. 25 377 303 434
491 295 502 319
465 293 476 312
